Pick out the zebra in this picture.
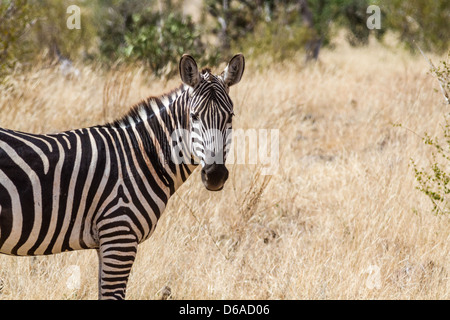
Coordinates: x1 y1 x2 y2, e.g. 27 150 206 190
0 53 245 299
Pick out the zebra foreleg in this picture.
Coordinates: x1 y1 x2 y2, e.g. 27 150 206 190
97 226 138 300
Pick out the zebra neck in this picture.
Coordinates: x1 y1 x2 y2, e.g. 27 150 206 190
169 89 200 192
108 84 197 194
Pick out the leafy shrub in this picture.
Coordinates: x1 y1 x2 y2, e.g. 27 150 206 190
381 0 450 53
122 12 217 76
411 58 450 214
235 21 311 63
98 2 218 76
0 0 34 80
31 0 97 59
1 0 97 81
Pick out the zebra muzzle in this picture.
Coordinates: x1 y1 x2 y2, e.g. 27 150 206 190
201 163 229 191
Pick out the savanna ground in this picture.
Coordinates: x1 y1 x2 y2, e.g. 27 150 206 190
0 38 449 299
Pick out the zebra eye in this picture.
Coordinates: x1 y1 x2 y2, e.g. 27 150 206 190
191 112 199 121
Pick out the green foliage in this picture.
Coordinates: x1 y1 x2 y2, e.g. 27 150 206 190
95 0 151 62
122 12 215 75
230 0 383 63
305 0 385 47
234 18 312 63
0 0 34 80
340 0 385 46
1 0 97 81
306 0 338 46
1 0 449 80
97 1 218 76
433 60 450 98
306 0 448 52
205 0 265 51
381 0 450 53
411 59 450 214
31 0 97 58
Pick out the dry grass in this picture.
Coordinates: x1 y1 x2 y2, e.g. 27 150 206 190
0 40 449 299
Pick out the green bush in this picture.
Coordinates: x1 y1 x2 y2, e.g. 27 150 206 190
234 21 311 63
2 0 448 80
0 0 34 80
411 58 450 214
1 0 97 81
31 0 97 59
97 2 219 76
122 12 217 76
381 0 450 53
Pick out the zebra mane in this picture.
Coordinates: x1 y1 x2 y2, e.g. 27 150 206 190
107 67 216 129
107 83 188 129
201 68 212 80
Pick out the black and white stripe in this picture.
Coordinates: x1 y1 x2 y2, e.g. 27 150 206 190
0 54 245 299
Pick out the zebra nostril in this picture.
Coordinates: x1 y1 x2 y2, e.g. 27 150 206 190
201 168 208 180
205 150 216 158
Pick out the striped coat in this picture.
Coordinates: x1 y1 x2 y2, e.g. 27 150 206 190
0 54 245 299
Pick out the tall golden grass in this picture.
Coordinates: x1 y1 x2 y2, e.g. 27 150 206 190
0 39 449 299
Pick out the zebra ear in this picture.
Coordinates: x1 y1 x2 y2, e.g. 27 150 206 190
179 54 200 88
222 54 245 87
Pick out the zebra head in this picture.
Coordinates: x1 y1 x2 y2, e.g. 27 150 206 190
179 54 245 191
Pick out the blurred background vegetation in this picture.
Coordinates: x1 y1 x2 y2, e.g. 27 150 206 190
0 0 449 80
